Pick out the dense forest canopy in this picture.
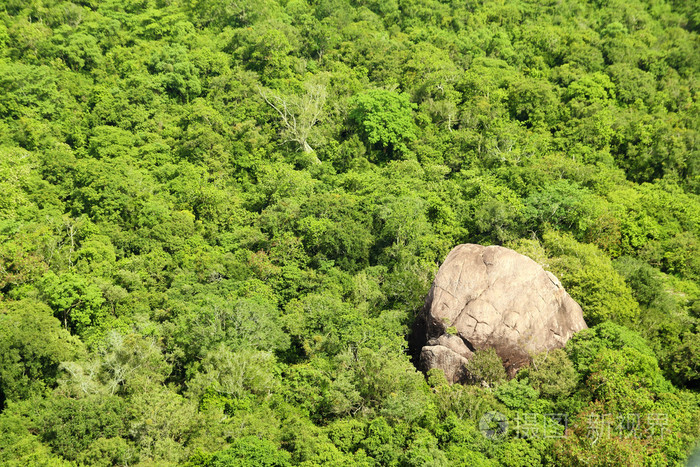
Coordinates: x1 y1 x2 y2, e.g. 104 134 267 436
0 0 699 465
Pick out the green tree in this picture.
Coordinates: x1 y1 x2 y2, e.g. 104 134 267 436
128 387 202 463
39 271 105 334
349 89 417 157
12 395 128 463
329 347 430 422
186 345 280 400
206 436 291 467
669 332 700 387
543 230 640 324
526 349 578 400
58 330 171 397
465 348 507 387
0 300 83 408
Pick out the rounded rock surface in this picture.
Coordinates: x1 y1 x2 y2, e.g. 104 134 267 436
418 244 587 381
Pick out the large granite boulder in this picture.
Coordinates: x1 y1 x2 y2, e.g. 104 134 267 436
417 244 587 382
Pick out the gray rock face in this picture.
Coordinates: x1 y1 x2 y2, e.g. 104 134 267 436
420 334 473 383
418 244 587 382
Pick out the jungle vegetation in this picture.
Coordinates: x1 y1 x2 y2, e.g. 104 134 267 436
0 0 699 465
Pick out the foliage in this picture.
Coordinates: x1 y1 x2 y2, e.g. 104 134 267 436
8 395 128 463
205 436 291 466
0 300 83 408
543 230 640 325
349 89 417 157
525 349 578 401
465 349 507 387
0 0 699 464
